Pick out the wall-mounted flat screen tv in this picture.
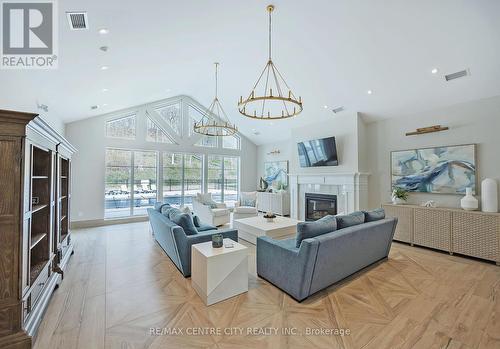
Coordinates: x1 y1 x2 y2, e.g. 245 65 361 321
297 136 338 167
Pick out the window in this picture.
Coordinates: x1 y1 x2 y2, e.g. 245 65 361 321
183 154 203 205
155 103 181 135
105 149 132 218
223 156 239 206
106 114 136 139
162 152 203 207
105 148 157 218
223 134 240 150
162 152 183 206
207 155 223 202
133 151 158 216
146 116 175 144
207 155 240 204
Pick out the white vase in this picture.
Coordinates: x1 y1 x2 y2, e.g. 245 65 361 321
460 187 478 211
481 178 498 213
392 196 405 205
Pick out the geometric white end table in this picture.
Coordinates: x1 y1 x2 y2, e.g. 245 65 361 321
191 239 248 305
233 215 301 245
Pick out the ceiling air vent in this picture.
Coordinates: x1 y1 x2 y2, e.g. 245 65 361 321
332 106 344 114
66 12 88 30
445 69 469 81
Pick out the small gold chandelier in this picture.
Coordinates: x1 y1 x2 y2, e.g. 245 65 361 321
238 4 303 120
194 63 238 137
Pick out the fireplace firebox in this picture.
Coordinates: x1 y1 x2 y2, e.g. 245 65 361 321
305 193 337 221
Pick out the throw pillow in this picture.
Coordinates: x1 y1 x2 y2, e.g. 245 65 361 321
336 211 365 229
192 215 201 227
170 212 198 235
161 205 179 217
363 208 385 222
154 202 170 212
296 215 337 248
240 192 257 207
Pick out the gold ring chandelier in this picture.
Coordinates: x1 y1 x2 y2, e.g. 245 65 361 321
238 5 303 120
194 62 238 137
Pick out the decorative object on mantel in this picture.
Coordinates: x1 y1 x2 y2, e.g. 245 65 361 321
193 62 238 137
238 4 303 120
460 187 478 211
481 178 498 213
421 200 437 208
212 233 223 248
392 187 408 205
405 125 449 136
258 177 269 192
391 144 476 194
264 212 276 222
266 149 281 156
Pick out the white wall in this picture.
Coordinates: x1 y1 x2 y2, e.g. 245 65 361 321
366 95 500 209
66 96 257 223
256 113 366 186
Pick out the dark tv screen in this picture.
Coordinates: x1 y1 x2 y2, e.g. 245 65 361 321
297 136 338 167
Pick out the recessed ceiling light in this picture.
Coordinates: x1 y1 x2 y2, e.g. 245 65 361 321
103 103 108 106
100 66 109 70
431 68 438 74
99 46 109 52
367 90 373 95
91 105 99 110
323 105 328 109
99 28 109 35
102 88 108 92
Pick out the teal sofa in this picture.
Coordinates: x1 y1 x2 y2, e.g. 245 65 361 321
256 211 397 301
148 203 238 277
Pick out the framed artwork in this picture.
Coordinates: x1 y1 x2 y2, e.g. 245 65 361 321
391 144 476 195
264 160 289 187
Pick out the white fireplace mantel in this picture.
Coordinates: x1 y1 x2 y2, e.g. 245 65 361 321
288 173 370 220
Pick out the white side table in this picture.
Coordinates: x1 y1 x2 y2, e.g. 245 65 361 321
191 239 248 305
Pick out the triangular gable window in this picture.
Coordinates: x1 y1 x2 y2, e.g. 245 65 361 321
155 102 182 136
146 116 176 144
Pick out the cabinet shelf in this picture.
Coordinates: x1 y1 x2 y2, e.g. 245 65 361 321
32 176 48 179
30 260 49 285
31 204 48 214
30 233 47 249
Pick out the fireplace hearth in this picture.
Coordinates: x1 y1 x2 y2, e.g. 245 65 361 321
305 193 337 221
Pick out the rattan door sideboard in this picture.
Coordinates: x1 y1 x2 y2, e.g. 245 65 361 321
382 204 500 265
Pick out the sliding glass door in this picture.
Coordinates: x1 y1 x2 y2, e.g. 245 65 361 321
223 156 239 206
162 152 183 206
105 149 132 218
133 151 158 216
162 152 203 207
207 155 239 204
105 149 158 218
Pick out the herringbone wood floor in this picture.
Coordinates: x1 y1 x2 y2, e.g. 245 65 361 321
34 222 500 349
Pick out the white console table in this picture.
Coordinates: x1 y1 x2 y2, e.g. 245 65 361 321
256 192 290 216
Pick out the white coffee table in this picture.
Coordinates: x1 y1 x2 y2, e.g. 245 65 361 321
191 239 248 305
233 216 301 244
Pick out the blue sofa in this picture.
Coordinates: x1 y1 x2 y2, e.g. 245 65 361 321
148 203 238 277
256 214 397 301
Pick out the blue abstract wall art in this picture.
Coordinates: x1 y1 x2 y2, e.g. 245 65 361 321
264 161 289 187
391 144 476 194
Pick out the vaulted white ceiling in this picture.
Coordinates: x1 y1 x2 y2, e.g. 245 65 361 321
1 0 500 145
